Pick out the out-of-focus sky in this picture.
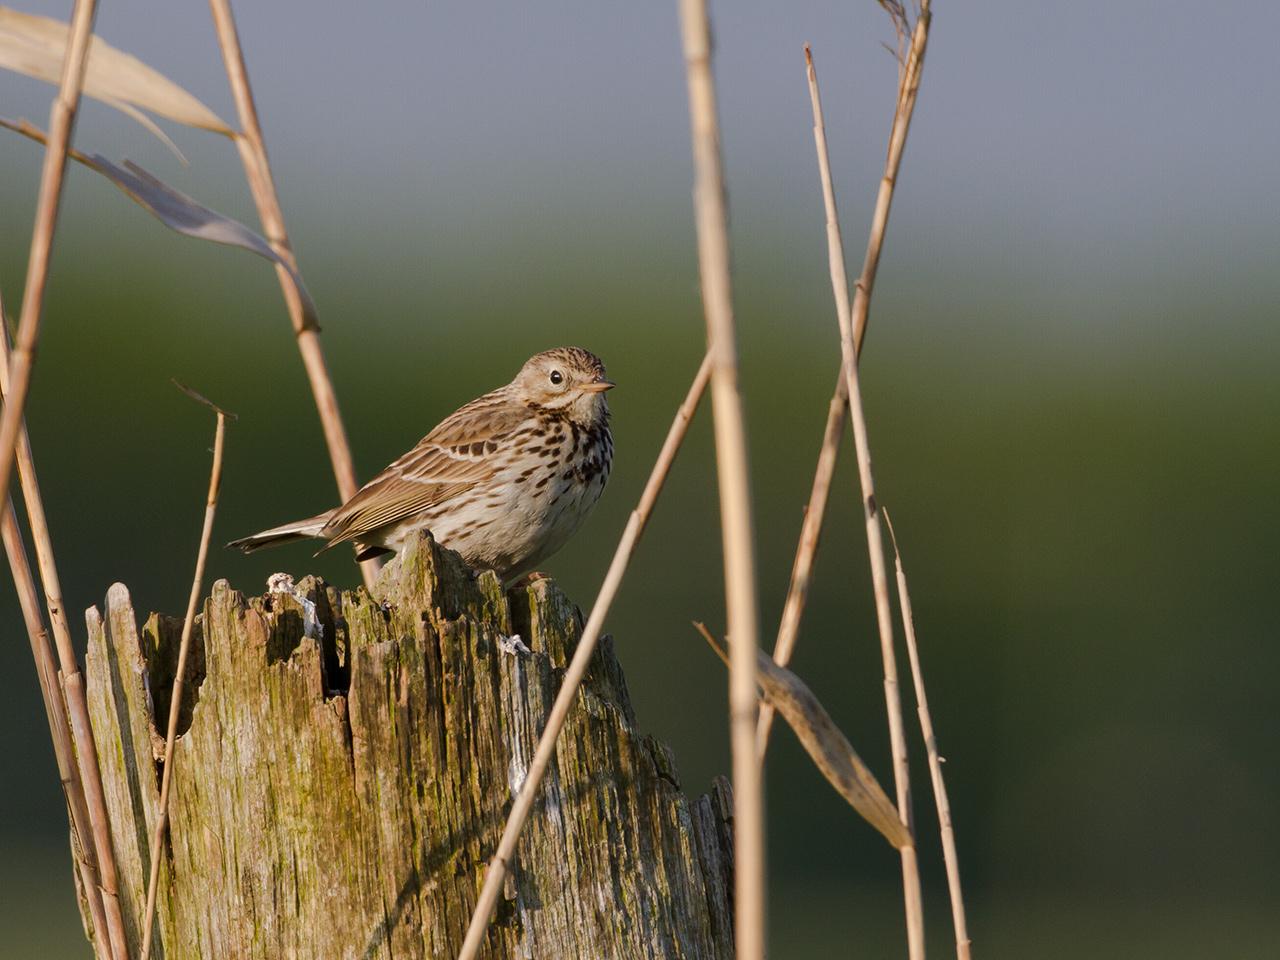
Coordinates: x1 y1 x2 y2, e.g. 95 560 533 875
1 2 1278 958
8 0 1279 311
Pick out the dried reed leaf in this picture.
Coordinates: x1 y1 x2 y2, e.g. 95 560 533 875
0 6 230 134
0 116 319 331
752 655 916 849
694 623 912 849
755 650 913 849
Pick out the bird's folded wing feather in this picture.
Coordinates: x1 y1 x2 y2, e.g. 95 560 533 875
319 391 527 546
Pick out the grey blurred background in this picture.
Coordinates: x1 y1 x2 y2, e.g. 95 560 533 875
2 1 1278 957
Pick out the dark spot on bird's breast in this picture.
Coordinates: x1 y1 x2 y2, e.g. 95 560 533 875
535 476 551 489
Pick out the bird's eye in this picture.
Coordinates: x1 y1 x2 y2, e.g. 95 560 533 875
549 370 564 385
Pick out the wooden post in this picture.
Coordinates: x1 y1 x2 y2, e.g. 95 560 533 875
78 531 734 959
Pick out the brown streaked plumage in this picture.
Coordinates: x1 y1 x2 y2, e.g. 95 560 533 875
228 347 614 581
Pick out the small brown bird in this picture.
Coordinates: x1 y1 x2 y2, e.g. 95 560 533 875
229 347 614 581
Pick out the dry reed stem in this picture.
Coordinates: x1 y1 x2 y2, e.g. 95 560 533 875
0 296 121 960
851 7 929 352
678 1 767 956
760 4 932 761
456 353 713 960
0 0 95 526
204 0 378 590
806 44 925 960
757 46 858 761
886 511 972 960
846 321 925 960
138 387 231 960
0 5 133 954
757 366 848 761
0 505 112 960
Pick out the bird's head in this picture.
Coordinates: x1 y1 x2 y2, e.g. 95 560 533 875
514 346 614 425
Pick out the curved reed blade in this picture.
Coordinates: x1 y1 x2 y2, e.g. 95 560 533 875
0 117 319 331
0 6 230 134
695 623 911 850
757 650 913 849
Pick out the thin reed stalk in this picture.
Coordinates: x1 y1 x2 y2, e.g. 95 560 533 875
760 2 932 761
0 9 132 938
887 511 972 960
0 297 125 959
0 293 117 960
757 46 858 763
204 0 378 590
757 368 846 760
138 387 231 960
0 505 112 960
0 0 96 524
0 316 79 753
456 353 712 960
851 7 930 352
846 315 925 960
678 0 766 956
803 45 925 959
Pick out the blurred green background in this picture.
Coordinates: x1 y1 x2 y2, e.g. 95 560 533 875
2 1 1278 957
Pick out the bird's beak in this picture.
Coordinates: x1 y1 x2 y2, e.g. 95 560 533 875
582 377 616 393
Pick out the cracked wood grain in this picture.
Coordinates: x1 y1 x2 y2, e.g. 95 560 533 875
80 531 733 960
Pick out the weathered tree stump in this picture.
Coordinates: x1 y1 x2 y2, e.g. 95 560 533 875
78 531 734 959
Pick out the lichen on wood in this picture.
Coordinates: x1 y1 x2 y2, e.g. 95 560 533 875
80 531 734 959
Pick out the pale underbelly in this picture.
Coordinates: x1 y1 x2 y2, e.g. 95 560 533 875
373 466 608 580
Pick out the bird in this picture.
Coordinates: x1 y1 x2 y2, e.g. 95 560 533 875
228 347 614 581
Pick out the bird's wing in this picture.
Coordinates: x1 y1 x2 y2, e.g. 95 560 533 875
319 390 528 547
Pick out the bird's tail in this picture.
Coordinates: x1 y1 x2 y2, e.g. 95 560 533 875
227 512 332 554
